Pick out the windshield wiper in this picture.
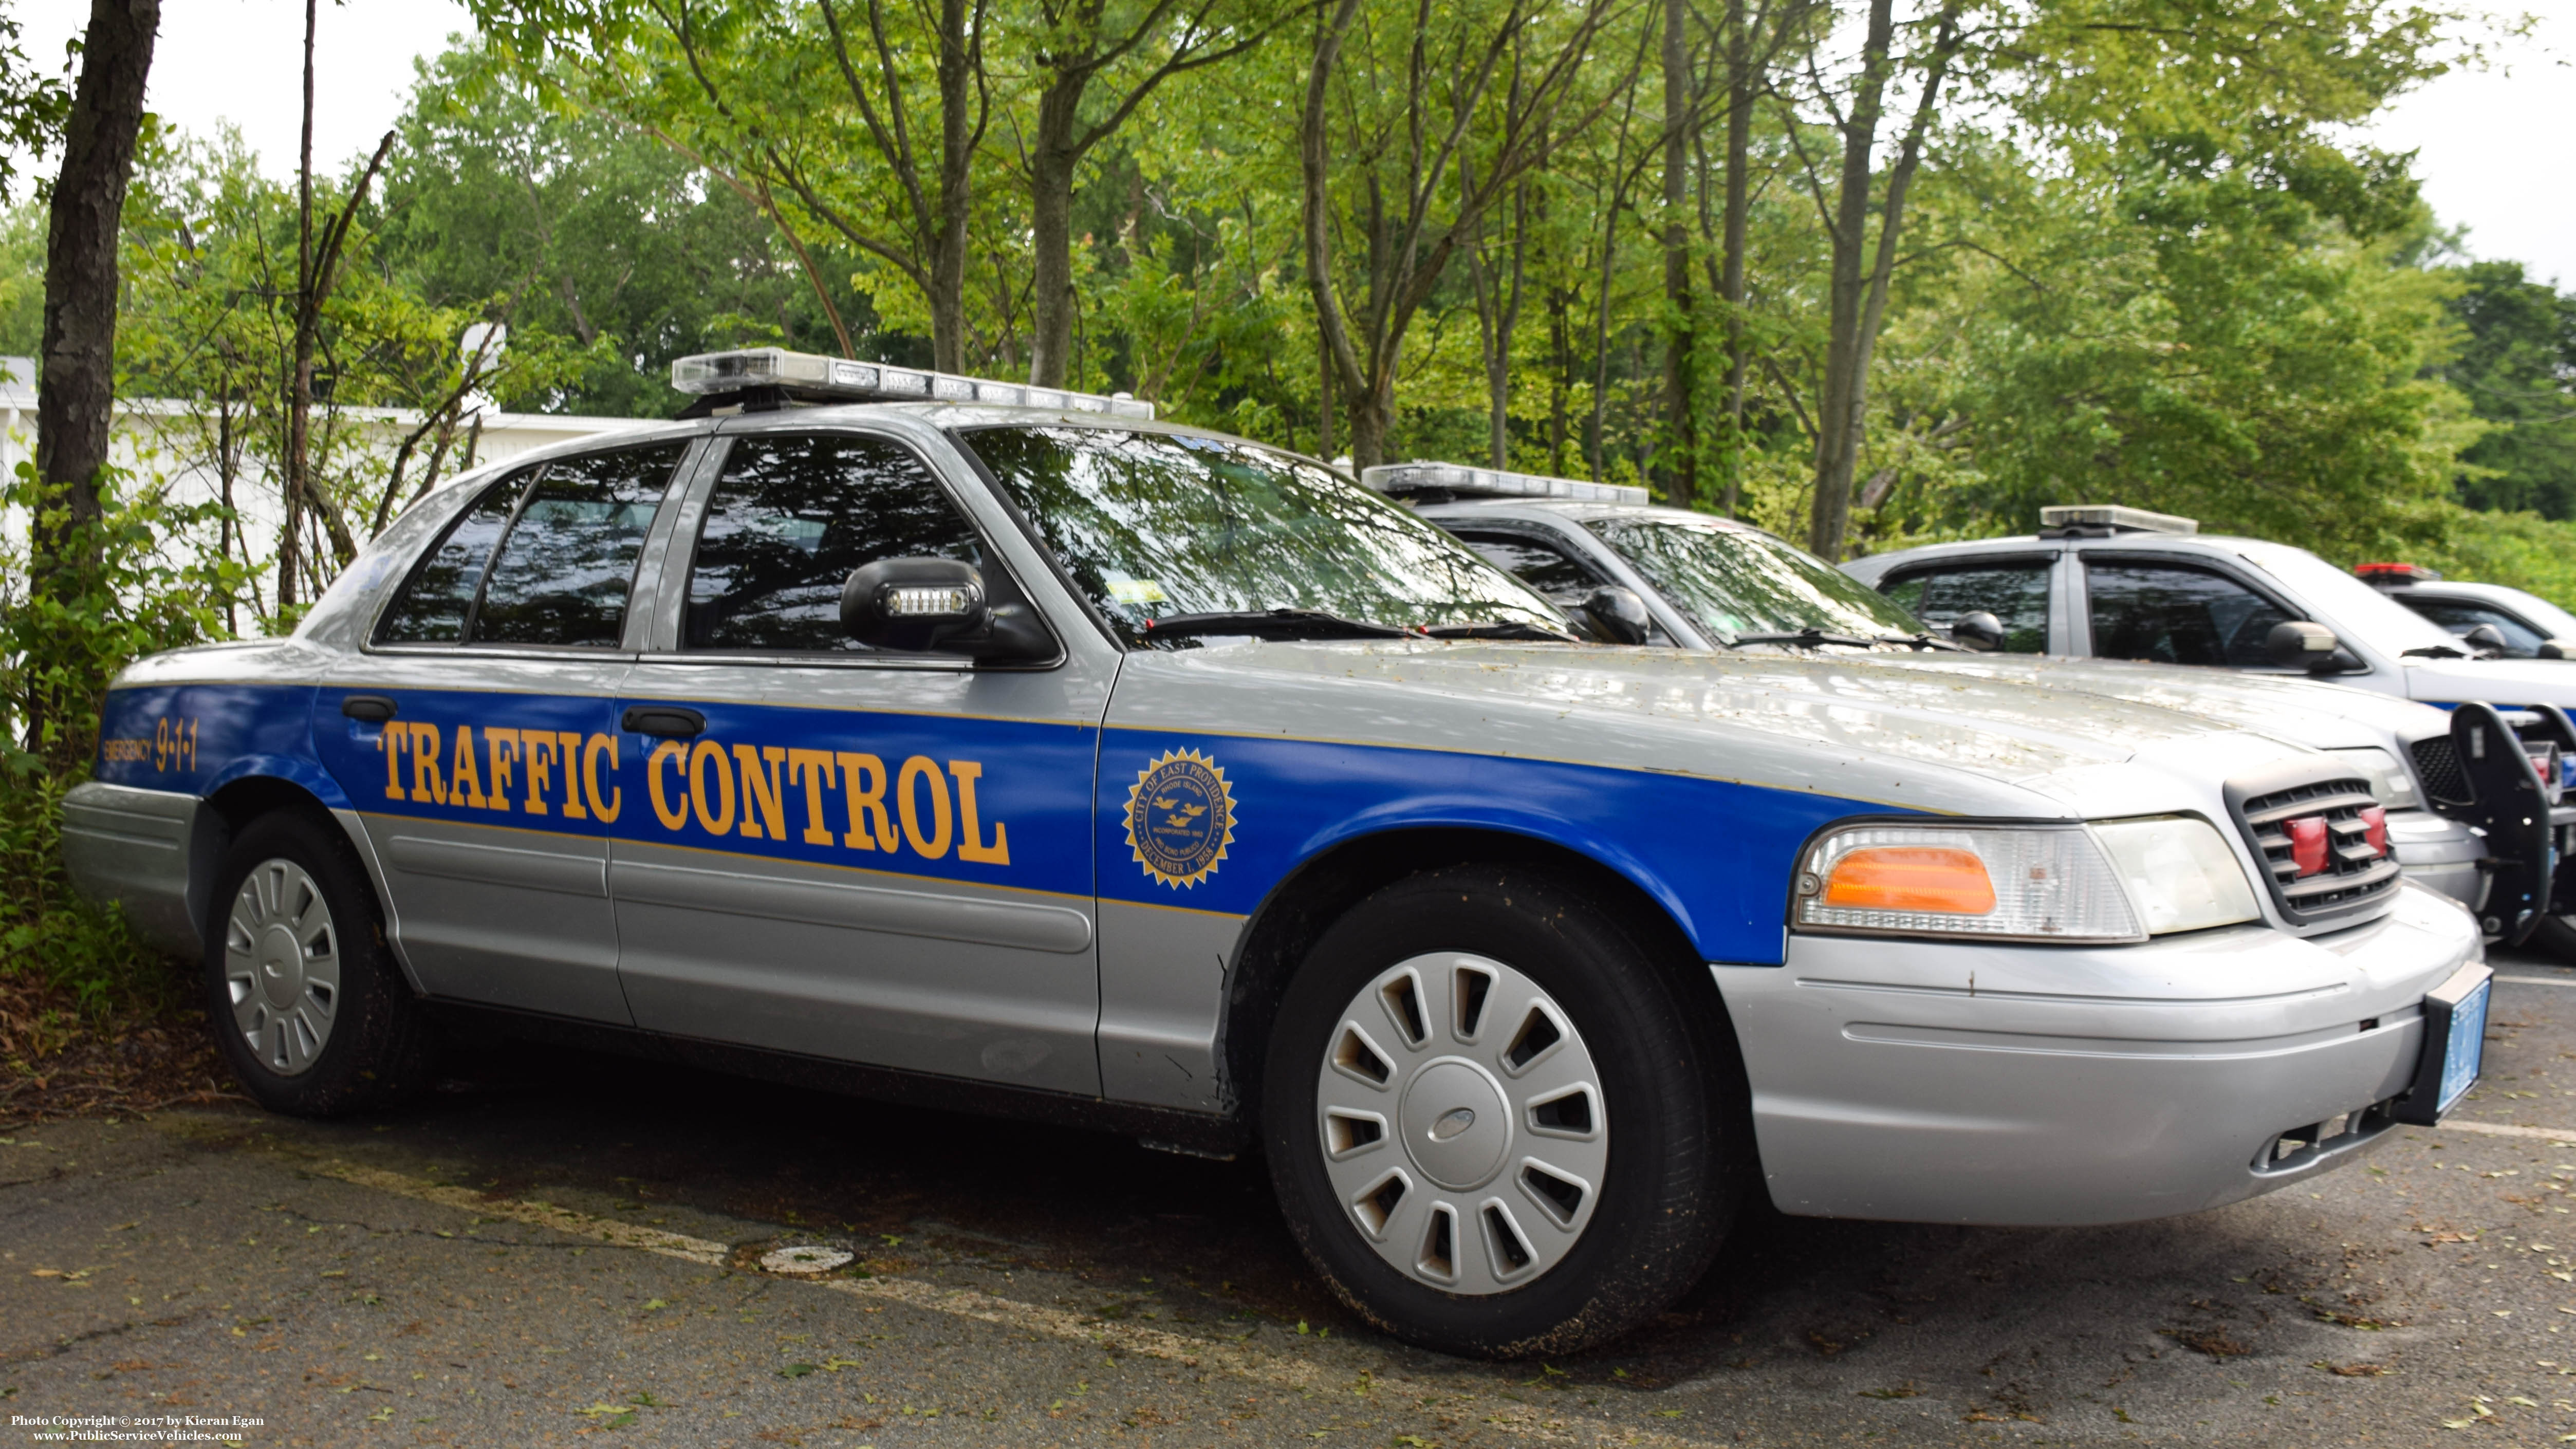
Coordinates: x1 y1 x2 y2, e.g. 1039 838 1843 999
1423 620 1580 642
1725 627 1877 650
1876 632 1965 652
1142 609 1415 642
2401 643 2474 659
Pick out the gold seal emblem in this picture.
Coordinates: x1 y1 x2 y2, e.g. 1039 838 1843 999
1125 748 1238 889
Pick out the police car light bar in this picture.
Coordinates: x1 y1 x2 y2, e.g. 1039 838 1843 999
1362 460 1650 506
2038 504 2197 535
670 347 1155 420
2356 561 2442 584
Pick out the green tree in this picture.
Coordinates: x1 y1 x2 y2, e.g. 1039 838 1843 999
2438 259 2576 521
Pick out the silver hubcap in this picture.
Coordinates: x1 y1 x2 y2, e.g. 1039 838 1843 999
1315 952 1607 1295
224 858 341 1077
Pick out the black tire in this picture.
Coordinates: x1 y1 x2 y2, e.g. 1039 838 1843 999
202 811 432 1116
2531 913 2576 964
1260 864 1743 1357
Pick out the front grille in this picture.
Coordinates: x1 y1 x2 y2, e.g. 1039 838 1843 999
2227 770 2404 925
2410 735 2470 806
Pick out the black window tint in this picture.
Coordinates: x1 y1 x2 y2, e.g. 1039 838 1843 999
2404 598 2548 657
1452 531 1606 607
1882 562 2051 653
685 434 982 653
2085 561 2293 668
473 444 685 647
374 472 528 643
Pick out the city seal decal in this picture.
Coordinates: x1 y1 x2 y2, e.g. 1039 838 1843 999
1125 748 1237 889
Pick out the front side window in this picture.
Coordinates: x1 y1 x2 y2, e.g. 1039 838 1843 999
2084 560 2292 668
1582 517 1923 642
1881 561 2051 653
683 433 984 654
2404 598 2550 657
958 426 1562 645
373 441 684 648
1451 531 1608 609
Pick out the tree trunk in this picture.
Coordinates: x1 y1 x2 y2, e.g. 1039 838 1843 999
1806 0 1894 563
1028 72 1082 387
1659 0 1696 506
1718 0 1751 518
929 0 976 374
32 0 158 582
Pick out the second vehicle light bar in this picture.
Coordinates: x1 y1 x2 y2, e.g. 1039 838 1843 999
1363 460 1650 506
671 346 1155 420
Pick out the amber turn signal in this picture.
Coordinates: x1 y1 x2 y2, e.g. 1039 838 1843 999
1820 846 1997 915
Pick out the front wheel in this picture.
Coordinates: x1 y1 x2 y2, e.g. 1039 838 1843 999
2530 913 2576 964
203 812 432 1116
1261 865 1741 1357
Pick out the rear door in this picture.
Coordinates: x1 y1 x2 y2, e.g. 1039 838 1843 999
606 425 1111 1094
318 440 695 1023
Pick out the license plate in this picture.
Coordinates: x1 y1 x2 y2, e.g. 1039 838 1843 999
2437 977 2491 1117
2397 963 2494 1126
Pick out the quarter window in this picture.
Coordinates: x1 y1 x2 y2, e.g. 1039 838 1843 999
2084 560 2294 668
1880 562 2051 653
683 433 984 654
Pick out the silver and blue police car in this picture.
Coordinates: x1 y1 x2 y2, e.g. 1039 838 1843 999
62 350 2489 1357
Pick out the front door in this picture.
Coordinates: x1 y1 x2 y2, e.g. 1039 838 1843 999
607 426 1109 1094
317 440 694 1023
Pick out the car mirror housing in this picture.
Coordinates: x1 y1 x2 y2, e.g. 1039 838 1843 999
2463 622 2511 657
2541 638 2574 661
840 558 1051 662
1580 586 1652 645
2265 620 2341 671
1950 611 2008 652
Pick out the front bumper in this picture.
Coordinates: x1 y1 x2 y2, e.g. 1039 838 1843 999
1713 882 2483 1226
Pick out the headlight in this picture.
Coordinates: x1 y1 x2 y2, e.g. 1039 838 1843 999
1794 818 2260 942
2091 816 2263 934
2327 746 2419 811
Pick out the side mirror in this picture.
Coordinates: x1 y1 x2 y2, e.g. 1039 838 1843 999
2265 620 2341 671
2464 622 2511 656
1579 586 1652 645
1949 611 2008 652
840 558 1051 661
2541 639 2574 661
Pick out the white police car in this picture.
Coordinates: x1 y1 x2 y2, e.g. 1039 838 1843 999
62 351 2487 1357
2357 562 2576 661
1396 468 2531 932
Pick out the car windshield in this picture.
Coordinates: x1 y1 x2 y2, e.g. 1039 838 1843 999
958 426 1568 645
1582 515 1928 641
2237 544 2462 655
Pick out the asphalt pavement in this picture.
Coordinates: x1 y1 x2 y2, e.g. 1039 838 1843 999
10 945 2576 1447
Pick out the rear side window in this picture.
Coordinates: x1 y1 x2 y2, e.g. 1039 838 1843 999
373 442 685 648
2085 560 2293 668
1881 561 2051 653
682 433 983 654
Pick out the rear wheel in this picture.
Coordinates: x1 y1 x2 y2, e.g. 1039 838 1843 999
1261 865 1739 1357
203 812 432 1116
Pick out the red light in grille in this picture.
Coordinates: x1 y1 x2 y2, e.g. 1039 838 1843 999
2359 805 2387 857
2285 816 2329 876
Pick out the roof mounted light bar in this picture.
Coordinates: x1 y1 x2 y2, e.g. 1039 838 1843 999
2038 504 2198 536
1363 460 1650 506
670 347 1154 420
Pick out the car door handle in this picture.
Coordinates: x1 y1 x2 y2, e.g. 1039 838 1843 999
621 705 706 739
341 694 398 722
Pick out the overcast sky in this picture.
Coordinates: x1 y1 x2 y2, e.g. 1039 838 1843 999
10 0 2573 286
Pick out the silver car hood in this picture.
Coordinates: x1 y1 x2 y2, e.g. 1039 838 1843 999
1861 654 2451 751
1121 640 2316 819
